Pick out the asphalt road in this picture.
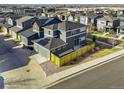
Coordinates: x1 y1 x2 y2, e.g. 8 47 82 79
0 34 34 73
49 56 124 89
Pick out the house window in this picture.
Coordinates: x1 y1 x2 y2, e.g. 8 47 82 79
74 38 79 46
80 36 85 41
71 31 76 35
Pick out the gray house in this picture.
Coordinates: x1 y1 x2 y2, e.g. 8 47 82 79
33 21 87 59
86 13 103 27
19 17 62 47
117 15 124 36
9 16 37 41
33 37 66 59
2 16 20 35
97 15 120 33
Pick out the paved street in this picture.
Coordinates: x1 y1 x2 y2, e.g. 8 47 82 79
0 33 34 73
49 56 124 89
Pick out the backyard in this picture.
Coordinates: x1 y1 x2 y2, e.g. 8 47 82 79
40 42 121 76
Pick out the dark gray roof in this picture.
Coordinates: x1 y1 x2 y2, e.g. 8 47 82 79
16 16 33 23
19 28 38 38
44 21 86 31
53 48 74 57
35 18 48 26
98 15 118 21
34 37 66 50
35 17 61 27
9 26 22 33
87 13 102 19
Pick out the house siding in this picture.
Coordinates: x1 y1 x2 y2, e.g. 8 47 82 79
67 15 74 22
44 28 59 38
34 43 50 59
66 33 86 48
7 18 14 26
21 36 28 46
59 30 66 42
32 22 40 31
80 16 88 25
97 19 106 31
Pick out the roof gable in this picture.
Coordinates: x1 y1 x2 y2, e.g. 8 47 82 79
44 21 86 31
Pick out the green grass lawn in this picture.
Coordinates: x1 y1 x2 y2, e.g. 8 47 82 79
83 47 121 62
92 31 104 35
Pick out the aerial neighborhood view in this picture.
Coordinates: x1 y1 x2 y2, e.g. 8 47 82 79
1 4 124 89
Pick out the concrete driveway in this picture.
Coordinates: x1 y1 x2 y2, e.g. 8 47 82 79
0 33 35 73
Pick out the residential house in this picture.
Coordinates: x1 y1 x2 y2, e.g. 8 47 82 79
9 16 37 41
97 15 120 33
0 17 5 30
117 10 124 16
56 12 69 21
19 17 62 47
33 21 87 60
80 14 88 25
117 15 124 36
2 16 21 35
67 12 80 22
80 13 103 31
87 13 103 27
67 14 74 22
24 8 37 16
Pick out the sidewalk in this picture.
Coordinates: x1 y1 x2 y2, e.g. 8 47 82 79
30 54 49 64
41 49 124 88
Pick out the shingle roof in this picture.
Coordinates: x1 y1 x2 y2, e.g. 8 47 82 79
19 28 38 38
44 21 86 31
35 17 61 27
34 37 66 50
16 16 33 23
98 15 118 21
87 13 101 19
44 17 62 26
53 48 74 57
9 26 22 33
35 18 48 26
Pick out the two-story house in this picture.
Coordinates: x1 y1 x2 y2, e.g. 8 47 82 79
67 12 80 22
33 21 87 60
97 15 120 33
117 14 124 36
19 17 61 47
80 13 103 31
9 16 37 41
2 16 20 35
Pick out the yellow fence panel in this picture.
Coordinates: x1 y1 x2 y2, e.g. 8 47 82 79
51 43 95 66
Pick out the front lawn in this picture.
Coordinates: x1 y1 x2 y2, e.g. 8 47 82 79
83 47 121 62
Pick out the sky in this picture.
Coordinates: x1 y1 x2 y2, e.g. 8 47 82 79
0 0 124 4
